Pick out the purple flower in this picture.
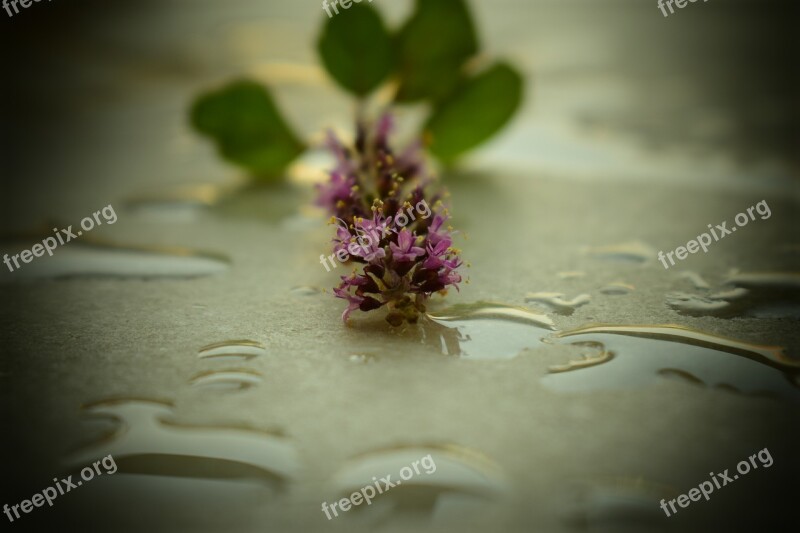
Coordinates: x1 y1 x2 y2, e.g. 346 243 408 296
426 214 450 246
390 229 425 262
422 238 451 270
315 171 354 212
318 114 463 325
333 285 363 322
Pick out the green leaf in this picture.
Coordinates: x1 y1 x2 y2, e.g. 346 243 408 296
190 80 305 180
424 62 524 164
394 0 479 103
317 3 393 97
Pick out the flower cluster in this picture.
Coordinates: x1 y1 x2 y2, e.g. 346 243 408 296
316 115 462 325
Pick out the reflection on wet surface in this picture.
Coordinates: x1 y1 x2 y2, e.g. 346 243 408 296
189 369 263 391
198 340 266 360
541 325 799 401
525 292 591 315
426 302 798 402
71 399 299 485
426 302 556 359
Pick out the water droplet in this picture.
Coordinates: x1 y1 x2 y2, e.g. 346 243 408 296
557 271 586 280
599 282 635 295
189 369 263 391
665 292 733 316
541 325 800 401
525 292 591 315
331 445 507 524
198 340 266 360
586 241 655 264
349 354 376 364
426 302 556 359
291 285 323 296
667 272 800 318
559 477 674 531
1 239 229 281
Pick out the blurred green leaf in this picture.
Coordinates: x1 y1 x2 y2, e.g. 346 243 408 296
424 62 524 164
190 80 305 180
317 3 393 97
394 0 479 103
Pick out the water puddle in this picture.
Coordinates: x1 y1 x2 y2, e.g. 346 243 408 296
426 301 798 399
0 238 229 280
330 444 506 525
426 302 556 359
189 369 263 391
667 272 800 318
65 399 299 526
525 292 591 315
541 325 800 401
198 340 266 360
559 477 674 532
70 399 300 484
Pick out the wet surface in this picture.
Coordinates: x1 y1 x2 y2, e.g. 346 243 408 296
541 325 800 401
71 399 299 479
330 445 506 527
2 1 799 532
426 303 556 359
0 239 230 280
666 272 800 318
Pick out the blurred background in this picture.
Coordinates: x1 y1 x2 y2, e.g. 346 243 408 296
2 1 798 532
